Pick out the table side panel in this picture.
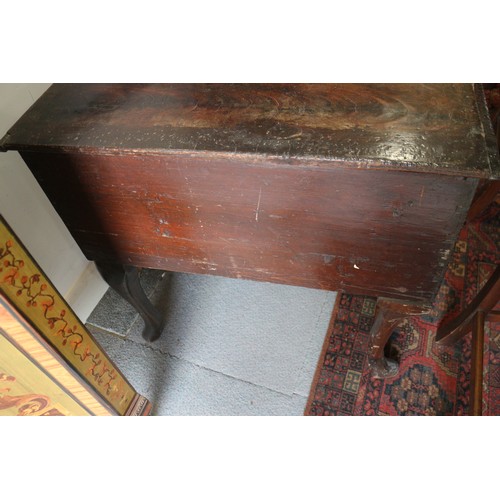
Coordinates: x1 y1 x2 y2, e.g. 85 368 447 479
21 152 478 302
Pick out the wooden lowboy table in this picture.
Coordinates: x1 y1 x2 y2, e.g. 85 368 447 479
2 84 499 378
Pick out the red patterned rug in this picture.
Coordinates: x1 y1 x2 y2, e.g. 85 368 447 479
305 199 500 416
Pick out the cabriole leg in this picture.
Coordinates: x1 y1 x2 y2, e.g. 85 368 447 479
95 262 164 342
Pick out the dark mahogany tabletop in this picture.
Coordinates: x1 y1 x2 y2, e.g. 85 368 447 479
1 83 498 179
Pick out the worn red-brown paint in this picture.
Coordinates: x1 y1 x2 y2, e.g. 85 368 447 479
21 150 477 302
2 84 499 305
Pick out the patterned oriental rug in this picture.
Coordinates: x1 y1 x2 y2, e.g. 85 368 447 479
305 199 500 416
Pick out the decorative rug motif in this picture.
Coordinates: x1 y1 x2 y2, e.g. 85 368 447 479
305 199 499 416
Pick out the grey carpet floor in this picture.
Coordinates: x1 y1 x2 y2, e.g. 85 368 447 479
86 269 336 415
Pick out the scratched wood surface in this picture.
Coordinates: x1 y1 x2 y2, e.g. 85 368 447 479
3 84 498 304
2 84 499 178
21 150 477 302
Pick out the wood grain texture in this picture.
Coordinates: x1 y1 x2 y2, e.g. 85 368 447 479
21 150 477 302
2 84 496 309
2 84 499 179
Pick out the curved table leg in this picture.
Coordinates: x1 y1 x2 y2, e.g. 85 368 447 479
95 262 164 342
368 298 431 378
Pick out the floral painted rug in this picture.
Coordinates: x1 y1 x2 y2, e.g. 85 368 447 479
305 199 500 416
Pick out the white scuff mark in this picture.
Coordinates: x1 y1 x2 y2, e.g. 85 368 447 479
255 187 263 222
353 264 360 269
283 130 303 140
229 257 243 278
419 186 425 206
441 249 451 260
255 268 272 275
192 259 217 266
